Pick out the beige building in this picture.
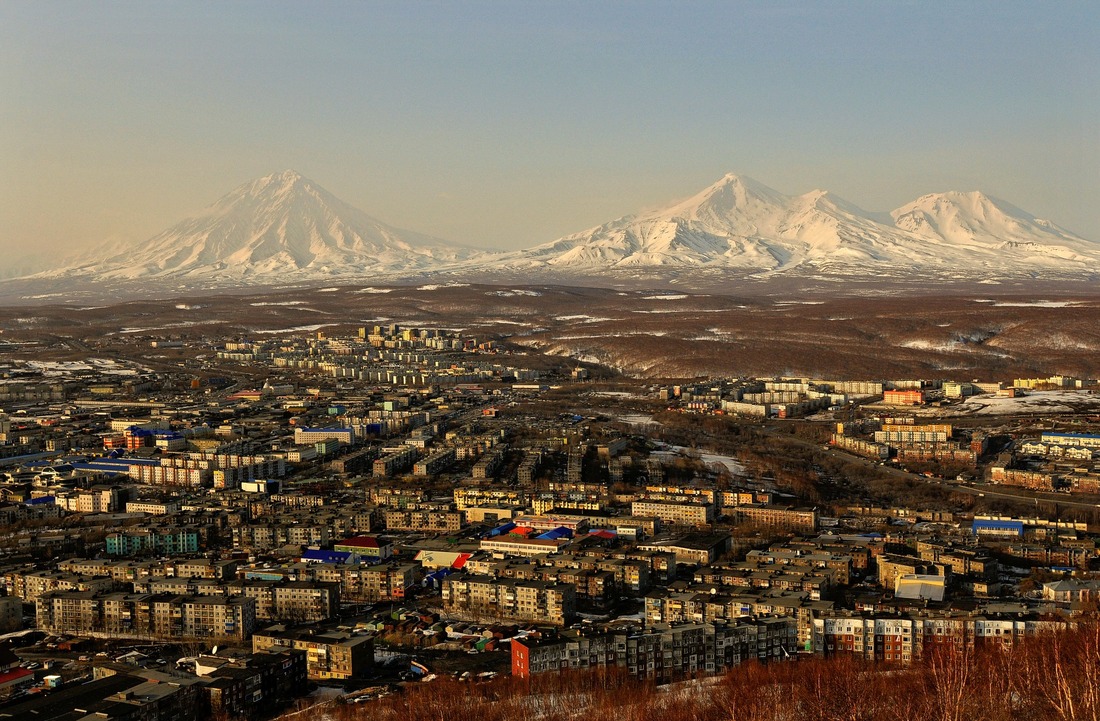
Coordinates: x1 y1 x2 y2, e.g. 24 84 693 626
36 591 256 641
442 575 575 626
383 509 464 533
253 626 374 680
631 500 714 527
733 505 818 532
6 570 115 603
480 537 570 557
876 555 942 591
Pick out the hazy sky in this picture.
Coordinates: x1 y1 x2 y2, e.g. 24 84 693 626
2 1 1098 267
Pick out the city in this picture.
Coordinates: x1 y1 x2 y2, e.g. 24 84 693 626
3 3 1097 719
0 312 1099 717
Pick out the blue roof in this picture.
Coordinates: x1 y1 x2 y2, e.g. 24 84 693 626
536 527 573 540
1042 432 1100 440
71 457 160 474
0 452 56 467
302 549 354 564
425 569 453 582
972 519 1024 531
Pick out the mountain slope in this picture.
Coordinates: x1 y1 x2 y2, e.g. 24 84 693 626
30 170 1100 287
891 191 1099 266
481 174 1100 279
47 170 481 281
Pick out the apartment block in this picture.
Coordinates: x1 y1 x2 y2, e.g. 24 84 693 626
383 509 464 533
732 505 818 532
106 527 201 556
252 626 374 680
512 617 798 680
442 575 576 625
631 500 714 527
36 591 256 641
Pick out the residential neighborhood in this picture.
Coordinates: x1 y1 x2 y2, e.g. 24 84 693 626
0 321 1099 718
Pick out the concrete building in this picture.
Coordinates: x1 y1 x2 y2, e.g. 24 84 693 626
35 591 257 641
252 626 374 680
443 575 575 626
512 617 797 680
631 500 714 527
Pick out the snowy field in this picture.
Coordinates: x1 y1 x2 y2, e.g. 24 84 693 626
939 390 1100 416
652 442 747 476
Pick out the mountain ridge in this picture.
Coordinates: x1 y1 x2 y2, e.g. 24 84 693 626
487 173 1099 278
31 170 1100 285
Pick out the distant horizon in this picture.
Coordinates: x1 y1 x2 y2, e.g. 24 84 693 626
28 164 1100 261
2 2 1097 269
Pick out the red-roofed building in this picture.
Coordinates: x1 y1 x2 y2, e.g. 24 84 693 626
333 535 393 560
0 643 33 698
413 550 472 570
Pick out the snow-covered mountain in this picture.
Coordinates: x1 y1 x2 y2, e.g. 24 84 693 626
45 170 483 281
481 173 1100 279
32 170 1099 287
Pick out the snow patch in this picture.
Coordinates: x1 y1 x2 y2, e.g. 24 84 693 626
120 320 226 333
486 289 542 297
631 308 728 314
417 283 470 291
253 324 336 334
990 300 1083 308
554 315 616 322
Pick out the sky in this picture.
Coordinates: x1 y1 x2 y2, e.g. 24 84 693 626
1 1 1098 270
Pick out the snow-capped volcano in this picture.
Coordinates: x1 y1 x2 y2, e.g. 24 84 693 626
47 170 481 281
487 173 1100 278
891 191 1097 261
30 169 1100 288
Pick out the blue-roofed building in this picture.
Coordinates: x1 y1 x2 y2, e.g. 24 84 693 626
1041 432 1100 449
423 568 454 588
972 519 1025 538
488 522 517 537
0 452 55 468
536 527 574 541
302 549 356 565
70 456 158 478
152 430 187 451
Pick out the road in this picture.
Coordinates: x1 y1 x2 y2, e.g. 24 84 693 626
754 421 1100 514
822 444 1100 513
